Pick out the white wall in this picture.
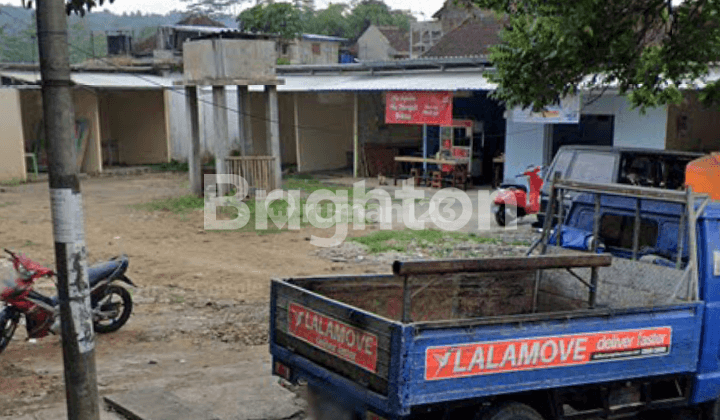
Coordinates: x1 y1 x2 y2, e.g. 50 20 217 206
504 94 668 185
356 26 395 61
504 120 545 185
201 88 241 160
168 87 191 161
296 92 354 172
582 95 667 149
169 86 242 162
0 88 27 182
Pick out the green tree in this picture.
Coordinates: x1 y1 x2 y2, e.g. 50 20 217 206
0 16 37 62
238 3 303 40
180 0 242 18
302 3 349 38
472 0 720 110
345 0 412 40
67 21 107 63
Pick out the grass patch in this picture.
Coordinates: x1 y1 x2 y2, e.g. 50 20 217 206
0 202 16 208
134 174 374 234
133 191 355 232
149 160 189 172
349 230 501 254
284 174 351 197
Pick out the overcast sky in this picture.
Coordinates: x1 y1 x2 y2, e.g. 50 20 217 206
96 0 446 21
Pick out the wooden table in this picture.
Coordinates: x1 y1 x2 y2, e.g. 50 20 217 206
393 156 470 189
393 156 466 166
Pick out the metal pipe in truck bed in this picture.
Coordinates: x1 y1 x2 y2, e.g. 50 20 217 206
392 254 612 276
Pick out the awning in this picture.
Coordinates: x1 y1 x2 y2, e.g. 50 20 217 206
244 70 496 92
0 71 176 89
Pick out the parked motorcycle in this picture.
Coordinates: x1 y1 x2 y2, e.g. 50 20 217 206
492 165 544 227
0 248 135 353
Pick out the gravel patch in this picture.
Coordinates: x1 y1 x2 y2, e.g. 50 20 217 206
315 229 542 267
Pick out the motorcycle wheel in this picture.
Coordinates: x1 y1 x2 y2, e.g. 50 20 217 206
495 204 507 226
0 308 18 354
93 285 132 334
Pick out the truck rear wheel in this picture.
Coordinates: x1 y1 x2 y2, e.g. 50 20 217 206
480 402 544 420
705 398 720 420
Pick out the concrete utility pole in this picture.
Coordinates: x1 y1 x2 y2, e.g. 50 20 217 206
186 86 203 196
35 0 100 419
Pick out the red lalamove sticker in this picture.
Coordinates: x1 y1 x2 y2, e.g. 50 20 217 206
425 326 671 381
288 302 378 373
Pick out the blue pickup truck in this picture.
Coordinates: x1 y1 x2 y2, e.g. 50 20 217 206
270 182 720 420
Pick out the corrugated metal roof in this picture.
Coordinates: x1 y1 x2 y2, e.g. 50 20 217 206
161 25 240 34
0 71 176 89
330 71 496 91
243 70 495 92
301 34 348 43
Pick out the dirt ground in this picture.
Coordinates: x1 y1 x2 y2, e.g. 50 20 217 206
0 173 389 418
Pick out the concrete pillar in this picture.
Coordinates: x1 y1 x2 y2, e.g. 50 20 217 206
293 92 302 173
266 85 282 190
237 85 253 156
185 85 202 196
213 86 229 194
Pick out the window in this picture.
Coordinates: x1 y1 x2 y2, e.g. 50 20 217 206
567 152 617 183
600 214 659 251
312 43 321 55
546 150 574 181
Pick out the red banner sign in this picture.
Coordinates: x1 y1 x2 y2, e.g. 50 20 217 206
288 302 379 373
425 327 672 381
385 91 453 125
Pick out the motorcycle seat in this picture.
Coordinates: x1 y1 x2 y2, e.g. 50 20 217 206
27 290 58 307
88 256 128 286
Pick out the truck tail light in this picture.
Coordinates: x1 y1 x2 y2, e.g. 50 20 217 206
274 361 292 381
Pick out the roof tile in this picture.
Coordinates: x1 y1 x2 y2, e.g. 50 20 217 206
376 26 410 53
423 17 504 58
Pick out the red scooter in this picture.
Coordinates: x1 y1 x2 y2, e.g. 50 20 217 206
0 248 135 353
492 165 544 226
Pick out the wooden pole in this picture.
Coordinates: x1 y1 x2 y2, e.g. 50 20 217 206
353 92 359 178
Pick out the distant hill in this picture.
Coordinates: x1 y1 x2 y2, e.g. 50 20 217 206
0 4 237 63
0 4 238 35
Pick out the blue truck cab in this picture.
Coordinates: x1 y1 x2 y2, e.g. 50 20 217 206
270 185 720 420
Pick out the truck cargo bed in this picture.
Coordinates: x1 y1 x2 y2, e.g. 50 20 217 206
291 250 692 323
270 253 703 417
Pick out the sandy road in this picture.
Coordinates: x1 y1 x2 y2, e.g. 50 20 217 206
0 173 384 418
